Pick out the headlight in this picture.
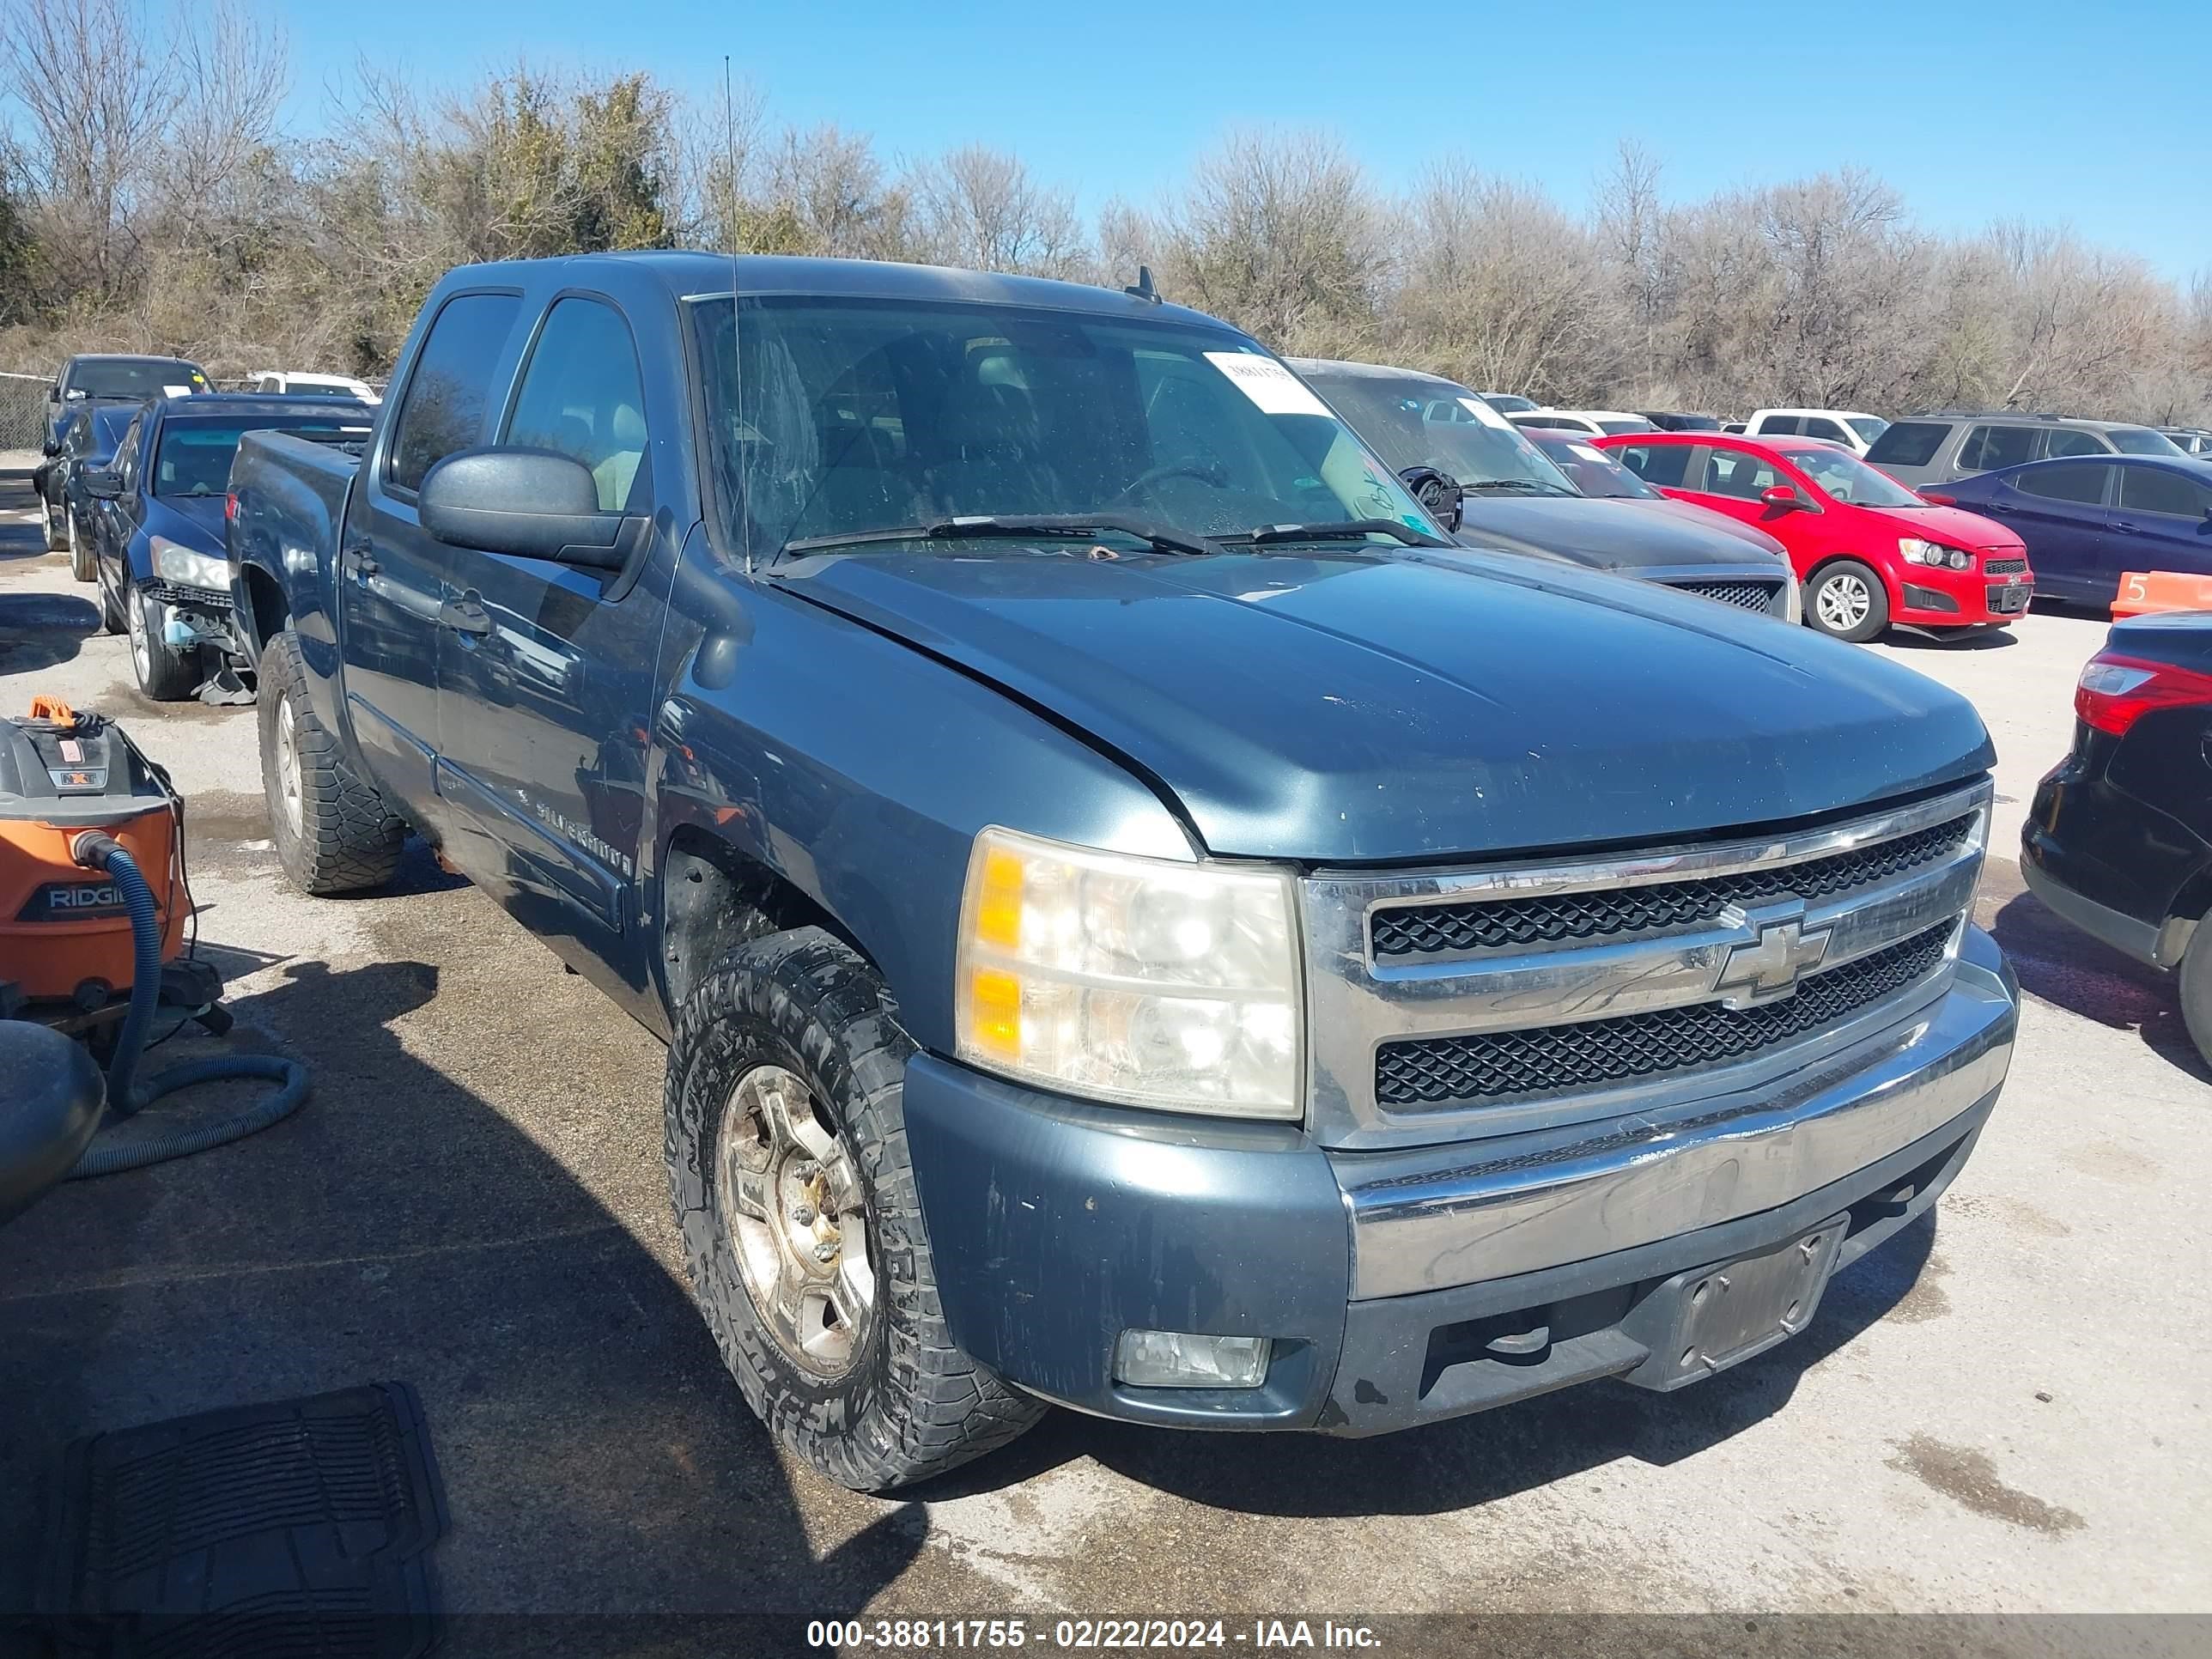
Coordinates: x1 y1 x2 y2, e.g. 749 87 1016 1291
1899 538 1973 571
954 826 1303 1119
151 536 228 591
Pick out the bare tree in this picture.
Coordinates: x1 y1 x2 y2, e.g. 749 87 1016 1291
903 145 1086 278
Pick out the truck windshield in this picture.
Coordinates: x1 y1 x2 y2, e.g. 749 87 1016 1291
154 419 373 496
1301 367 1575 495
690 296 1436 559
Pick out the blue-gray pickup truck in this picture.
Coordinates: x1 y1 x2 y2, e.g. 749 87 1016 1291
228 252 2018 1492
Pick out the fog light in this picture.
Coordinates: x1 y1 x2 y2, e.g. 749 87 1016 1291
1113 1328 1271 1389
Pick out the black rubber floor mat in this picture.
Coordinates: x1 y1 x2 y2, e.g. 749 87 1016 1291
40 1382 447 1658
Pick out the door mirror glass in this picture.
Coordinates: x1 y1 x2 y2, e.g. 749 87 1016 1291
418 447 626 569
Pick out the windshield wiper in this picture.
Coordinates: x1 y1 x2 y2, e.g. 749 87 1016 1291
1229 519 1449 549
782 514 1224 558
1461 478 1573 496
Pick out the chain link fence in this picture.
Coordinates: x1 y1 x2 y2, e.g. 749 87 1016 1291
0 368 52 452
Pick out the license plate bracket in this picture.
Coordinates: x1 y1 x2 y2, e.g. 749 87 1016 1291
1618 1216 1849 1392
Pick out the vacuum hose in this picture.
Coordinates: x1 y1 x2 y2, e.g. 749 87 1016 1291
64 831 309 1178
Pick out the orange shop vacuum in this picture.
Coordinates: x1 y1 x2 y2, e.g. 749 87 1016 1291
0 696 307 1201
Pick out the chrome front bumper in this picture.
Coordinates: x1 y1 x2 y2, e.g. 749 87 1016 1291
1332 924 2016 1300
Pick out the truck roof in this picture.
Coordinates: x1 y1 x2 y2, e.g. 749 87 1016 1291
149 392 373 418
442 251 1235 331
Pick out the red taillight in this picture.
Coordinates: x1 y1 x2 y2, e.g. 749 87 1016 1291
224 490 238 522
2075 651 2212 736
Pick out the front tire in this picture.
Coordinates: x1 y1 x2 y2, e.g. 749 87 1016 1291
258 629 405 895
665 928 1045 1492
127 586 200 700
1806 560 1890 643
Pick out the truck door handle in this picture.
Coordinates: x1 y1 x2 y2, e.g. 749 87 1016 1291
439 595 492 637
341 539 378 578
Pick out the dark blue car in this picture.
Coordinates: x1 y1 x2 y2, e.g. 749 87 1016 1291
1932 454 2212 606
85 393 374 699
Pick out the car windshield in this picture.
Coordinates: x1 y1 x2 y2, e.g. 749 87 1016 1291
690 296 1437 558
72 359 204 398
1303 369 1575 495
1846 416 1890 444
1533 436 1657 499
154 418 372 496
1784 444 1924 507
2110 427 2185 457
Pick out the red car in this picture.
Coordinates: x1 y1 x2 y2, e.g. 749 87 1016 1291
1593 432 2033 642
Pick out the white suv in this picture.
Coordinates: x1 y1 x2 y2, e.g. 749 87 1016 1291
1742 408 1888 454
1507 409 1657 438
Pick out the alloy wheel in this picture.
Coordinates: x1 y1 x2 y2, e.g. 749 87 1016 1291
1817 572 1872 633
274 696 304 836
715 1063 874 1379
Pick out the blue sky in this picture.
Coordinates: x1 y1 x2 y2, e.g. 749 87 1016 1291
275 0 2209 282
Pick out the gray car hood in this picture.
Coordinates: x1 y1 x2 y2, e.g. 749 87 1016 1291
1456 494 1787 574
777 544 1991 864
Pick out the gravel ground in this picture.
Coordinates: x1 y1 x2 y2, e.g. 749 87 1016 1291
0 476 2204 1644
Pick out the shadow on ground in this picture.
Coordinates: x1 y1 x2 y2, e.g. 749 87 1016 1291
1979 855 2206 1081
0 592 99 677
0 952 935 1632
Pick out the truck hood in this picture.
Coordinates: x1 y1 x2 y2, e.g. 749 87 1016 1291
776 547 1992 864
1456 495 1786 574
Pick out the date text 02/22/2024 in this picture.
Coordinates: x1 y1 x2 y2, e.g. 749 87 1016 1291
806 1620 1384 1650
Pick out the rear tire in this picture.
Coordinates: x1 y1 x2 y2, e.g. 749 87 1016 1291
665 927 1045 1492
46 499 68 555
2178 922 2212 1070
258 629 404 895
1806 560 1889 643
128 586 200 701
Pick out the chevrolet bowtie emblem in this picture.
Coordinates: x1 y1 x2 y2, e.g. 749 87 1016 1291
1714 904 1831 1008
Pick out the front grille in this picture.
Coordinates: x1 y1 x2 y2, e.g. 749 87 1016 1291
1375 923 1954 1108
1668 579 1781 614
1370 812 1978 958
1984 557 2027 575
142 579 232 611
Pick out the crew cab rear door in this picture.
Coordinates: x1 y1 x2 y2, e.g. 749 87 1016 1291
428 291 670 967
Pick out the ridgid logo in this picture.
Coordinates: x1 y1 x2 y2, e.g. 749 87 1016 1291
18 881 125 921
532 800 635 878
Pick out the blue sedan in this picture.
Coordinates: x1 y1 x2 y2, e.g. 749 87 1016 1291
1931 454 2212 607
85 393 373 699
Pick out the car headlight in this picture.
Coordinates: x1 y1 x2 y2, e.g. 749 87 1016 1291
954 826 1303 1119
1899 538 1973 571
151 536 228 591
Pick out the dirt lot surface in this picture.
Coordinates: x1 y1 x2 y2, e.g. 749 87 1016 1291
2 472 2205 1646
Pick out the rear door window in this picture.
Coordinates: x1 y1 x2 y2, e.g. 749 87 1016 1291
1613 442 1689 487
2014 463 2112 505
1958 425 2038 471
386 292 523 494
1753 415 1802 436
2119 467 2212 519
1865 421 1948 467
1801 416 1849 443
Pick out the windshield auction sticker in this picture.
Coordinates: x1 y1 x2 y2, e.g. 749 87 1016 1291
1204 353 1333 418
1456 396 1516 432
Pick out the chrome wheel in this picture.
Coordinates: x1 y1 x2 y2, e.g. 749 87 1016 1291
716 1063 873 1379
274 695 304 836
1816 571 1872 633
127 589 152 683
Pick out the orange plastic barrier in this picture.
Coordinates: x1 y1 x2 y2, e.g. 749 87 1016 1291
2112 572 2212 619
